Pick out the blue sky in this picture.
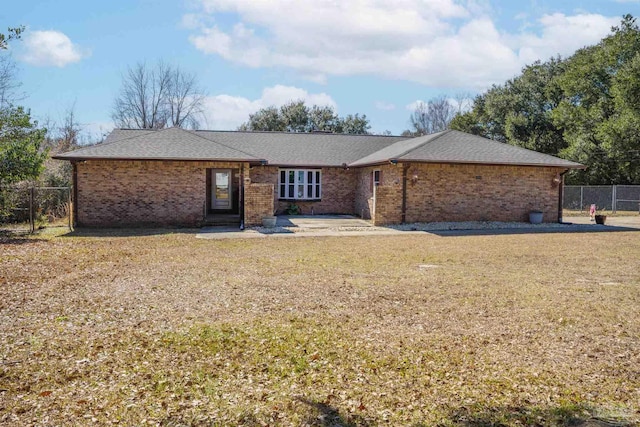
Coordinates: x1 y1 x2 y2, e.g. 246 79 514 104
2 0 638 139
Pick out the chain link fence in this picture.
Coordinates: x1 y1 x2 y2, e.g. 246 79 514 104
0 185 72 234
563 185 640 213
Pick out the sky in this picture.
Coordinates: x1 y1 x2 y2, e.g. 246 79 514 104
2 0 638 139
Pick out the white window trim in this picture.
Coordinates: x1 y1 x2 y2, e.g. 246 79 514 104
373 169 381 187
278 169 322 200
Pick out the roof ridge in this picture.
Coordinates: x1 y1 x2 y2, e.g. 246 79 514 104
195 129 407 138
184 129 262 160
391 129 451 160
446 129 574 162
451 129 575 163
63 129 157 155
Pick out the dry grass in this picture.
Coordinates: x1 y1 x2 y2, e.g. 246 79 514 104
564 209 639 217
1 228 639 426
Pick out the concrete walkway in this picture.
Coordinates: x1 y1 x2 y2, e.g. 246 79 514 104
196 214 640 240
197 215 398 239
275 214 372 228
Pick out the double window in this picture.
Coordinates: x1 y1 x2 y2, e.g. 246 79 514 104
278 169 321 200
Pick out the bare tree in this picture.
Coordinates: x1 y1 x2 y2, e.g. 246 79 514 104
407 95 457 136
0 26 25 107
452 92 473 115
0 55 24 107
112 61 206 130
58 103 82 151
167 67 206 128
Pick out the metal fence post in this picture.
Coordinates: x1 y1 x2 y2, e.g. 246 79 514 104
29 187 35 233
612 185 617 213
67 187 72 231
580 186 583 212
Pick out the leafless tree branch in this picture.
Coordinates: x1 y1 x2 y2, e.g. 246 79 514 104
111 61 206 130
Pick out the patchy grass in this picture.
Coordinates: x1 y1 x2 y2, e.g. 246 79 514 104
1 229 639 426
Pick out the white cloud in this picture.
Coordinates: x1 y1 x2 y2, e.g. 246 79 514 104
514 13 619 65
186 1 619 89
84 121 114 141
201 85 336 130
375 101 396 111
406 100 424 111
20 30 88 67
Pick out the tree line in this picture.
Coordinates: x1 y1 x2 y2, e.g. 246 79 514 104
238 100 370 134
3 14 640 193
450 15 640 185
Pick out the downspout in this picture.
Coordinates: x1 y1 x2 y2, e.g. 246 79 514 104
239 165 245 230
558 169 569 223
72 161 78 227
401 163 409 224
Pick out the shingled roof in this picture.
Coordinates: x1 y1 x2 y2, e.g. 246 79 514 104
350 130 585 168
54 127 584 169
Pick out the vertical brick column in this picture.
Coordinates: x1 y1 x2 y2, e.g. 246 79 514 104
372 185 403 225
244 183 274 226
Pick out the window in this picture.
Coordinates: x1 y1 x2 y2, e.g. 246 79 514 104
278 169 321 200
373 169 381 187
371 169 381 192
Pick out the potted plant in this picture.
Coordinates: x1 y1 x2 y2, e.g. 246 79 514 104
262 207 278 228
529 210 543 224
286 203 301 215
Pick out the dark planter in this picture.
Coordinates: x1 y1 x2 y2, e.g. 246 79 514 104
595 215 607 225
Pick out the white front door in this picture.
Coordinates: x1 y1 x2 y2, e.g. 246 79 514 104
212 169 232 210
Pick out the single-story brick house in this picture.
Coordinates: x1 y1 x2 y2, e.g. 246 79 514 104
54 128 584 227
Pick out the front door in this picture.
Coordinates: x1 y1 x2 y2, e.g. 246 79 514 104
212 169 232 210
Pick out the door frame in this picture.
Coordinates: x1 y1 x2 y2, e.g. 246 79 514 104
206 168 239 214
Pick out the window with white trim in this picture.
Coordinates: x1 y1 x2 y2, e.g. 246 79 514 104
278 169 321 200
373 169 381 187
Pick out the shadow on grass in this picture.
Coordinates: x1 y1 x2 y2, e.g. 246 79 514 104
421 224 640 237
298 397 372 427
431 403 635 427
59 227 200 238
0 230 47 244
296 400 635 427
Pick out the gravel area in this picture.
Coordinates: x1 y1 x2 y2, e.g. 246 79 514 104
250 221 573 234
389 220 571 231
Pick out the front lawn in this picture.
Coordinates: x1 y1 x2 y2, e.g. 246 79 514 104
1 229 639 426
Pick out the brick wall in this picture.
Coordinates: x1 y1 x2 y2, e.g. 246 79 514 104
244 183 274 226
403 163 563 223
250 166 357 215
372 184 403 225
75 158 564 227
76 160 246 226
355 164 403 219
355 167 374 219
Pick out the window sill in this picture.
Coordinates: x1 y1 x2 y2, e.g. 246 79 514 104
278 199 322 202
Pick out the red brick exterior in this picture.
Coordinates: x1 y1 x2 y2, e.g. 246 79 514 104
355 165 403 220
373 185 403 225
75 160 248 227
244 183 274 226
371 162 563 224
74 158 564 227
250 166 356 215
